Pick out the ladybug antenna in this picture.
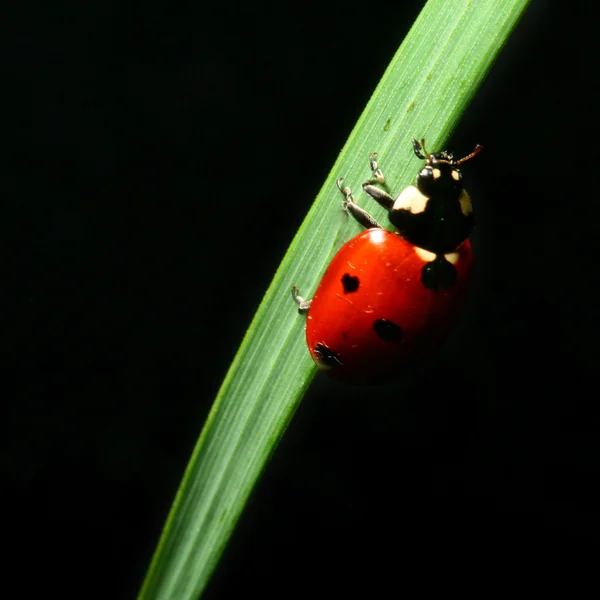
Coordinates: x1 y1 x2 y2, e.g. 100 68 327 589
411 137 429 160
455 144 483 166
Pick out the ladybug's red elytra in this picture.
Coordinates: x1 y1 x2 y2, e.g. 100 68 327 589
292 138 482 384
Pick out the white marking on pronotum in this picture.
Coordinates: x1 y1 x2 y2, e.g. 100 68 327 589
414 247 436 262
444 251 459 265
414 247 460 264
458 189 473 216
393 186 428 214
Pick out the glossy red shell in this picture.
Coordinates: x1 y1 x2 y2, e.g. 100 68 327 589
305 229 473 384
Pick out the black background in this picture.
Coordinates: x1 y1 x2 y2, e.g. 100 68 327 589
2 1 600 598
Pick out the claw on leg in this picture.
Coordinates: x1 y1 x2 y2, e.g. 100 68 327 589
292 285 312 312
336 177 354 203
363 152 385 185
365 152 385 186
361 151 395 212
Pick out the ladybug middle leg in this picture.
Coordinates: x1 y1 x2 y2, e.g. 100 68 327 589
292 163 386 311
336 177 382 230
291 174 382 312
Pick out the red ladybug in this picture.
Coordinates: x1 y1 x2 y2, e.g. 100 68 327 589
293 138 482 384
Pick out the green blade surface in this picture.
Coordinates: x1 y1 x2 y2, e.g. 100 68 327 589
139 1 530 598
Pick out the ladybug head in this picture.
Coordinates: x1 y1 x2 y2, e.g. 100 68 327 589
387 138 483 255
412 138 482 198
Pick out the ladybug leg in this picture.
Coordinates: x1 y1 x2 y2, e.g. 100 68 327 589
291 285 311 312
336 177 382 229
362 152 395 212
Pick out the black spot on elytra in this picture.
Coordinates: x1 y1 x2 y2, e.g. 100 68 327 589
421 256 457 290
341 273 359 293
314 342 343 368
373 319 403 342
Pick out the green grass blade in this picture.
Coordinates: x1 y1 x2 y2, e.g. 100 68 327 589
139 1 530 598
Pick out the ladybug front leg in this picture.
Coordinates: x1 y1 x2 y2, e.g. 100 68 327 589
336 178 382 230
291 285 311 313
361 152 396 212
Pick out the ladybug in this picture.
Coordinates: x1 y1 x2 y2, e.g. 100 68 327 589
292 138 482 384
